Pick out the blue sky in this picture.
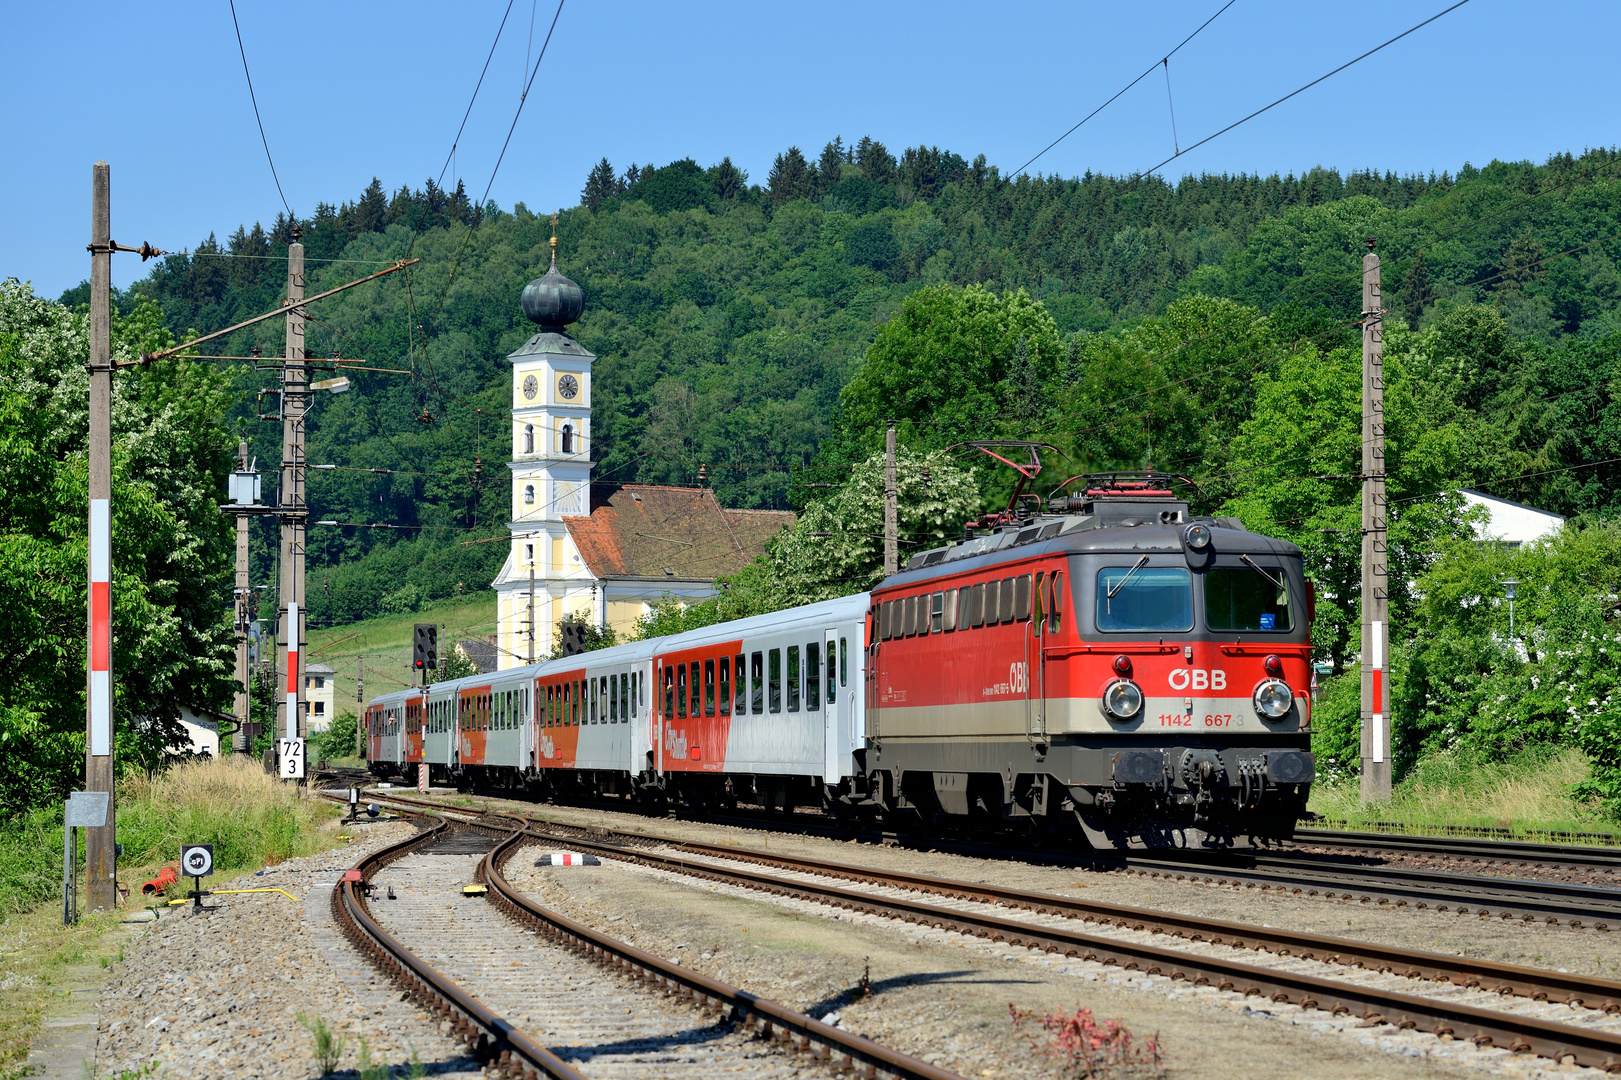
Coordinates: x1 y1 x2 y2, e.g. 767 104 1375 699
4 0 1616 297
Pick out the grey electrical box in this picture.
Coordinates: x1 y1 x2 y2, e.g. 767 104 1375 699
228 471 262 506
65 790 110 827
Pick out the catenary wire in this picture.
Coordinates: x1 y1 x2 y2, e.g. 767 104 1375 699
1013 0 1474 259
227 0 292 218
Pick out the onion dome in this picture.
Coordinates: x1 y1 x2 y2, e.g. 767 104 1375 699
520 222 583 329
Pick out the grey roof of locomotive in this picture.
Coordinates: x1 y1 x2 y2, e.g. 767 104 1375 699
878 499 1301 594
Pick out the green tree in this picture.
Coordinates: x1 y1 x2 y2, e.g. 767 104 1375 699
0 281 236 813
830 283 1063 467
768 146 813 204
581 158 619 212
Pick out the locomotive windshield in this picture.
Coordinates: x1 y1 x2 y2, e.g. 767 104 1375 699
1095 566 1193 632
1205 566 1292 631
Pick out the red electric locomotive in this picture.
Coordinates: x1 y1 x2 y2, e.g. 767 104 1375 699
855 468 1314 849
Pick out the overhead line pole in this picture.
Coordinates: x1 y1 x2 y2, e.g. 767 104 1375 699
280 236 308 779
85 162 116 911
1361 239 1392 802
884 422 898 576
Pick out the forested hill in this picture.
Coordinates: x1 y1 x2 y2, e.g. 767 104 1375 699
78 139 1621 625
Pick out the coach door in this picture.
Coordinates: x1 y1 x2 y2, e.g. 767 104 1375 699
823 628 840 781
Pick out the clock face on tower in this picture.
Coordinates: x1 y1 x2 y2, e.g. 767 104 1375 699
522 374 538 400
557 373 579 401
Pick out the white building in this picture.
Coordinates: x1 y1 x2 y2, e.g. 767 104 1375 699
1461 490 1564 548
489 230 793 668
305 662 336 732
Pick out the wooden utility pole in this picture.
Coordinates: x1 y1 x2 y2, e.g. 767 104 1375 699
279 237 307 776
1361 240 1392 802
85 161 117 910
883 422 898 576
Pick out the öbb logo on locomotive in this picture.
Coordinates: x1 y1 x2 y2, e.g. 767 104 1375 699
1167 668 1226 691
362 474 1315 851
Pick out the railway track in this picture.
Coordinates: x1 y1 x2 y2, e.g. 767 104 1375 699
351 790 1621 1071
1293 827 1621 873
325 797 962 1079
378 785 1621 930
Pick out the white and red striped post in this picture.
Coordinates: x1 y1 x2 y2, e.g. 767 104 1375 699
285 600 299 740
84 161 117 910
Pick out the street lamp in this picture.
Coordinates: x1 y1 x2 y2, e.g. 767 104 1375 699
1502 578 1521 638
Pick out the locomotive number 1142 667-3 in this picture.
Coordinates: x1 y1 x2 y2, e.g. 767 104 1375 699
1157 713 1235 727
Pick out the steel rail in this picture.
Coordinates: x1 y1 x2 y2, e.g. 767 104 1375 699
346 792 1621 1012
1295 828 1621 871
329 816 588 1079
340 792 1621 1052
468 819 966 1080
520 821 1621 1013
508 826 1621 1071
344 788 1621 929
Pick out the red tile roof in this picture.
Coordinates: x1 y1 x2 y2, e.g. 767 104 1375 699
563 485 793 581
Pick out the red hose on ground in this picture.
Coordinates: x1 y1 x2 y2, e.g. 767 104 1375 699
141 866 178 896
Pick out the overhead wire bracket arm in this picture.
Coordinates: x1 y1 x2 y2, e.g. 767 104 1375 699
136 259 420 364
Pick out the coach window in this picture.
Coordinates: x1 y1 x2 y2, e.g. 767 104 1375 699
601 676 610 721
997 578 1015 623
718 659 731 716
704 659 717 717
609 675 618 722
751 652 764 714
629 672 638 719
768 649 783 713
839 637 848 686
824 643 836 703
572 681 581 725
593 678 602 723
973 582 990 627
690 661 702 719
676 664 688 719
734 656 746 714
544 686 552 726
788 646 803 712
930 592 944 633
1096 564 1194 632
1014 575 1032 621
942 588 958 631
806 642 821 710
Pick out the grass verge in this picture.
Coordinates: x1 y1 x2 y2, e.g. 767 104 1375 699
307 593 496 708
1307 745 1620 838
0 757 344 1079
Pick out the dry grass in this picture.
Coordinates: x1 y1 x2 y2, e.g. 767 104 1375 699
117 755 341 870
1308 746 1619 837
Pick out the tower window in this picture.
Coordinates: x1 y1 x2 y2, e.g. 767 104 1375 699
525 543 534 563
524 483 535 505
561 424 575 454
523 424 534 454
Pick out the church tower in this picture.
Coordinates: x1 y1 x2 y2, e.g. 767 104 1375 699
491 218 595 668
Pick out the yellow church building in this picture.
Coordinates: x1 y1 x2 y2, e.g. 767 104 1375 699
490 235 793 669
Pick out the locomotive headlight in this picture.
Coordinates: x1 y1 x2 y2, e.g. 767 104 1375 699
1183 523 1212 550
1253 678 1293 719
1102 678 1144 720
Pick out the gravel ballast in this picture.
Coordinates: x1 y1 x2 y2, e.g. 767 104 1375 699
93 818 482 1080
